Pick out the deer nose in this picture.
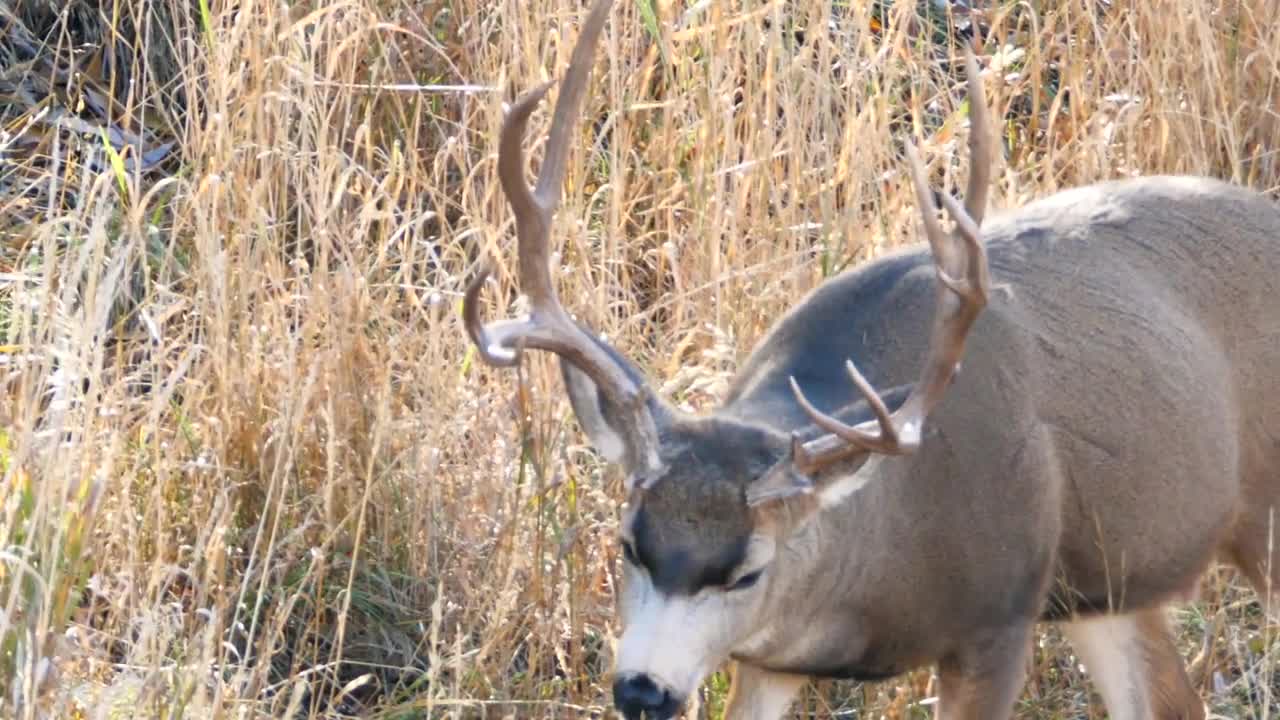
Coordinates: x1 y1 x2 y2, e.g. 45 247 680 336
612 673 680 719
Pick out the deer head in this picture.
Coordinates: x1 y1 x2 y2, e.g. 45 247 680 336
463 1 993 716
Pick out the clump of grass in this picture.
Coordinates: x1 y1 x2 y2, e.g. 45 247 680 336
1 0 1277 718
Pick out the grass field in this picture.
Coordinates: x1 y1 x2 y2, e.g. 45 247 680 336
2 0 1279 717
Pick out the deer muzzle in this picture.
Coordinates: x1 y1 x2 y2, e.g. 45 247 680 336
612 671 683 720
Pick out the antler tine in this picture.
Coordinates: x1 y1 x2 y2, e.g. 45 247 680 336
534 0 613 210
789 45 993 475
492 81 556 313
961 40 993 226
905 142 954 272
497 0 613 312
463 267 515 367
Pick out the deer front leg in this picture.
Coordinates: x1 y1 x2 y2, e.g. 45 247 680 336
934 624 1032 720
1062 607 1205 720
723 661 807 720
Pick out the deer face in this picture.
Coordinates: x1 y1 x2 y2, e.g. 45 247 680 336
607 420 789 718
558 359 917 719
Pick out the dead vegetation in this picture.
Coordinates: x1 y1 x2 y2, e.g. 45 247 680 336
0 0 1278 718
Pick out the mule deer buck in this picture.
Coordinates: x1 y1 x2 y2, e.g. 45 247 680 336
463 0 1280 717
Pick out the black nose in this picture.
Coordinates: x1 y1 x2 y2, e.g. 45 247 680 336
612 673 680 719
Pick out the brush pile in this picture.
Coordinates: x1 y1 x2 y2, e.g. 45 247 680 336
0 2 186 239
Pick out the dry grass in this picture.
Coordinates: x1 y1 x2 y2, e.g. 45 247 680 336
1 0 1279 718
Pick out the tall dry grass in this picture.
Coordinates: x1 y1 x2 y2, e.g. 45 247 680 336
1 0 1278 718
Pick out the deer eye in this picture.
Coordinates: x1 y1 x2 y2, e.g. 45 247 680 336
726 569 763 592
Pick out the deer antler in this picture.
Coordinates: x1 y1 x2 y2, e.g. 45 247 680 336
462 0 664 478
789 42 994 474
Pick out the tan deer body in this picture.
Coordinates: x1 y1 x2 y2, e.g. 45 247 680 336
708 176 1280 716
462 1 1280 717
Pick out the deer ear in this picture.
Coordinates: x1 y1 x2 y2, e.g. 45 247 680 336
746 463 823 537
745 463 814 507
747 452 883 536
561 360 630 463
559 337 673 468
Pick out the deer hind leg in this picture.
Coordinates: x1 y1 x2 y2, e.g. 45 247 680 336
1062 608 1205 720
722 662 806 720
933 623 1032 720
